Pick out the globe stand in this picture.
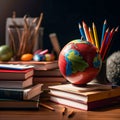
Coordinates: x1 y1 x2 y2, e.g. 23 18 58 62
72 84 87 87
71 82 111 92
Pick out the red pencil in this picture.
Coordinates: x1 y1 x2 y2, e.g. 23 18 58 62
102 28 114 60
100 28 109 56
102 26 119 60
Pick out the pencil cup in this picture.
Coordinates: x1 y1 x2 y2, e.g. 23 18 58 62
91 61 109 84
7 27 44 61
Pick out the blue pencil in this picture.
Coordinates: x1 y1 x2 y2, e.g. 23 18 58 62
101 19 107 46
78 23 86 40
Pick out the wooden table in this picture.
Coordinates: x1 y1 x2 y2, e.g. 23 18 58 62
0 101 120 120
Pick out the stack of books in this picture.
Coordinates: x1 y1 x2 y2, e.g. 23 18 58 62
48 83 120 111
33 69 67 88
33 68 67 100
0 64 43 109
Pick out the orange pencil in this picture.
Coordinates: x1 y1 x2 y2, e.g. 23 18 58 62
100 28 109 56
89 27 95 45
82 21 91 43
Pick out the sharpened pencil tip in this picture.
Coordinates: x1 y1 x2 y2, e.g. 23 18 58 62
78 23 82 28
115 26 119 32
104 19 107 24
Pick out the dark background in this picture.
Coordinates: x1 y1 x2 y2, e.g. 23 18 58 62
0 0 119 56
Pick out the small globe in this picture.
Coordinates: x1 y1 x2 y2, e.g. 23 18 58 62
58 39 102 85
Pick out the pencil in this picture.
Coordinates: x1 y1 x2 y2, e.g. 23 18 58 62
89 27 95 45
102 28 114 60
39 103 55 111
82 21 91 43
102 26 119 60
78 23 86 40
101 19 107 46
62 107 67 115
68 110 76 118
100 28 109 56
92 22 99 50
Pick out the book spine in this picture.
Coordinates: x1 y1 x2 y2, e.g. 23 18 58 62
0 89 23 100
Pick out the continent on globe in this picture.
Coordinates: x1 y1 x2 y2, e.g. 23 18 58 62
58 39 102 85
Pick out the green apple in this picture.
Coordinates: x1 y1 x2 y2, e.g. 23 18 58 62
0 45 13 61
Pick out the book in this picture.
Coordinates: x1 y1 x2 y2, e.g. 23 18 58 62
0 64 34 70
0 60 58 70
33 77 67 84
0 77 33 89
0 83 43 100
0 68 34 80
0 95 40 110
48 83 120 103
50 94 120 111
34 69 62 77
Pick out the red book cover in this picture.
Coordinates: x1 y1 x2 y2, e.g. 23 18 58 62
0 68 34 80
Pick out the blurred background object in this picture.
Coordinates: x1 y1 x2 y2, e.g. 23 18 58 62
106 51 120 86
0 0 119 57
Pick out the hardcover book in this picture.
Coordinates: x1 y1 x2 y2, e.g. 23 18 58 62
0 68 34 80
0 77 33 89
34 69 62 77
49 83 120 110
33 77 67 84
0 60 58 70
48 83 120 103
0 64 34 70
0 95 40 110
50 94 120 111
0 83 43 100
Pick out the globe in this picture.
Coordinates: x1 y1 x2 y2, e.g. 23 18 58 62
58 39 102 85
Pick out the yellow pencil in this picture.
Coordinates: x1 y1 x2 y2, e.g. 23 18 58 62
92 22 99 50
89 27 95 45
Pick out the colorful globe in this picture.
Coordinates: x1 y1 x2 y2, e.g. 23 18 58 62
58 39 102 85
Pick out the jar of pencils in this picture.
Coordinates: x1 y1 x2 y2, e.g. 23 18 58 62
7 12 44 61
91 61 110 84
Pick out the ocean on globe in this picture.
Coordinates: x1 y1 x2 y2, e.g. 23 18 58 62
58 39 102 85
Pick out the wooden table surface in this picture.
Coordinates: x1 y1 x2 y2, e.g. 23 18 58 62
0 101 120 120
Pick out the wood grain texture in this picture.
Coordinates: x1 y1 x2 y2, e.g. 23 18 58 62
0 101 120 120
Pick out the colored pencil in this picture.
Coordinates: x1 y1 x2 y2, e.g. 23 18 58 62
100 28 109 56
92 22 99 50
78 23 86 40
39 102 55 111
102 26 119 60
101 19 107 46
82 21 91 43
102 28 115 60
89 27 95 45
